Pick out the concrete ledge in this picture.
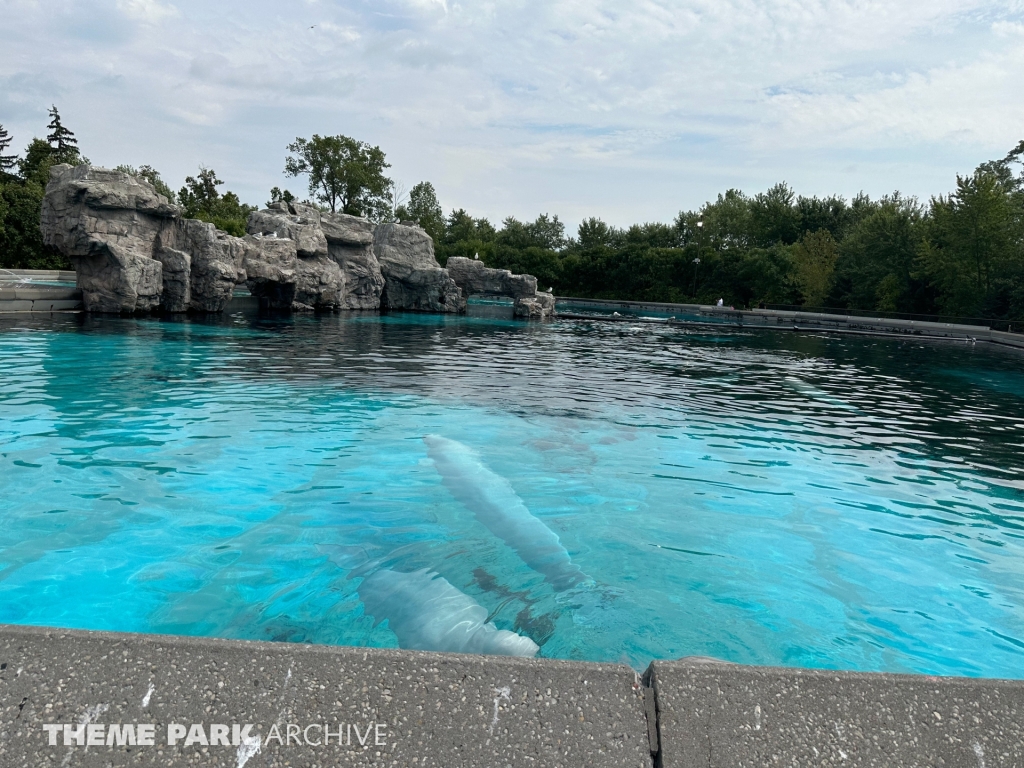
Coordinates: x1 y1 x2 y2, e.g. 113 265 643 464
0 269 77 282
990 329 1024 350
10 287 79 301
0 286 82 313
648 660 1024 768
5 625 1024 767
555 297 1024 347
0 624 652 768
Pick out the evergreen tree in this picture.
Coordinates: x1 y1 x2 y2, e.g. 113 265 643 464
46 106 80 164
0 124 16 174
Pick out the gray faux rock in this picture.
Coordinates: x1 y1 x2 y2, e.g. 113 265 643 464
446 256 538 299
246 204 349 311
243 235 298 310
247 202 329 259
153 245 191 312
322 212 385 310
41 164 178 313
513 291 557 320
294 253 345 311
43 166 532 318
168 219 247 313
374 223 465 314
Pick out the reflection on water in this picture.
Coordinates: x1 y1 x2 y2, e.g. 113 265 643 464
1 309 1023 676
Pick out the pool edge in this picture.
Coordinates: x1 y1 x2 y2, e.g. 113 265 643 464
3 624 1024 767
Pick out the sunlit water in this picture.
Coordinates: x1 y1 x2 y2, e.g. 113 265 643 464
2 305 1023 676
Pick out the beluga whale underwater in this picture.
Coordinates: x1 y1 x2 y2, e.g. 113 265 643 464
783 375 860 413
322 437 609 657
320 545 540 657
423 435 592 592
358 567 540 657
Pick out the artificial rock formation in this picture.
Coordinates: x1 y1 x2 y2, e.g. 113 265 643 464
41 164 175 313
445 257 537 299
513 291 557 320
374 223 465 314
446 256 556 320
41 165 551 319
321 211 385 310
41 164 247 314
243 202 384 311
246 202 337 310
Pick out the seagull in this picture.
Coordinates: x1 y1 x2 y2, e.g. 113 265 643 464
310 24 316 29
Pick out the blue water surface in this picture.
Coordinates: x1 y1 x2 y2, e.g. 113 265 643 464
1 308 1023 676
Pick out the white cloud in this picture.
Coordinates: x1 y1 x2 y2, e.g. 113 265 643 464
117 0 178 23
1 0 1022 226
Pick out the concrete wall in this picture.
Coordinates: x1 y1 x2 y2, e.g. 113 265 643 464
0 286 82 313
4 625 1024 767
0 269 77 282
556 296 1024 348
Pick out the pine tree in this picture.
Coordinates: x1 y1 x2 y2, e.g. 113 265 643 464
46 106 79 164
0 124 16 173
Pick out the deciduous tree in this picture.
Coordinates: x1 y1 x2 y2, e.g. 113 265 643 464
284 135 392 219
178 167 255 237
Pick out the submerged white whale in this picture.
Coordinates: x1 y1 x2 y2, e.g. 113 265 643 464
784 375 859 413
358 567 539 657
424 435 590 591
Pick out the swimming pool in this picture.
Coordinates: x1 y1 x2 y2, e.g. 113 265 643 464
1 309 1022 676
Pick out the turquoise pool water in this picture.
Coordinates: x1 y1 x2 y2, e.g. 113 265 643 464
1 310 1023 676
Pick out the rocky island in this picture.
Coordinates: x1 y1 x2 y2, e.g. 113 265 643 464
40 164 556 319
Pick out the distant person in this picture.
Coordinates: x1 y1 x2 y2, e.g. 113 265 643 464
716 298 724 307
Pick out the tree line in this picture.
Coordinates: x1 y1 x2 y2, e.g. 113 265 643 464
2 112 1022 323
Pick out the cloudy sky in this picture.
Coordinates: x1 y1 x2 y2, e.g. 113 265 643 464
2 0 1023 228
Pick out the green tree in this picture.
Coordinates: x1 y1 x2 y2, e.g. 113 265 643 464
749 182 801 247
675 189 752 251
919 168 1020 317
268 187 295 207
796 195 851 241
284 135 392 219
18 138 57 185
791 229 839 307
399 181 445 244
0 124 16 174
115 164 175 202
830 194 924 313
45 106 80 165
178 167 255 237
0 127 75 270
434 208 497 265
577 217 617 249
